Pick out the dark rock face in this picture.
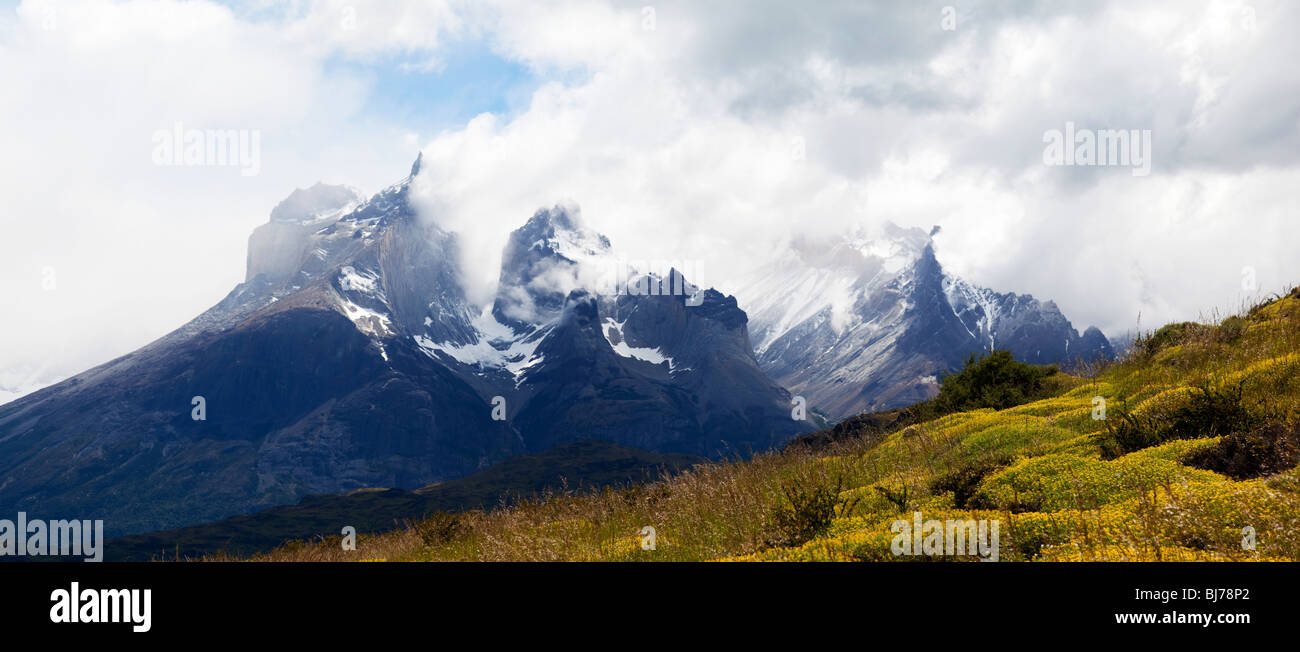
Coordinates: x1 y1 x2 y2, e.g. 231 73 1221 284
491 204 613 331
509 290 704 454
508 283 807 458
0 163 810 537
486 208 812 458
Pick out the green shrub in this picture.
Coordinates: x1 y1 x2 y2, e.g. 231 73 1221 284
873 484 912 512
1136 321 1197 356
1096 409 1164 459
411 511 464 547
767 476 858 548
933 350 1059 413
1217 316 1246 343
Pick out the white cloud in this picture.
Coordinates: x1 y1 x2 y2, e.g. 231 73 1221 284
0 0 424 390
411 0 1300 338
275 0 470 68
3 0 1299 400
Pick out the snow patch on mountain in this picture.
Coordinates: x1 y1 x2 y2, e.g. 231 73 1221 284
340 300 391 336
338 266 381 295
602 318 675 370
414 308 547 387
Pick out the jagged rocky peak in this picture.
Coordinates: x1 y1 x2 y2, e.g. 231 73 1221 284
1081 325 1109 347
738 219 1114 420
515 202 611 262
493 202 614 330
737 221 935 356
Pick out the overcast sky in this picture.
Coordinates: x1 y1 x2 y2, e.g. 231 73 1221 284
2 0 1298 401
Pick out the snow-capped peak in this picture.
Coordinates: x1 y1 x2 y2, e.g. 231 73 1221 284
521 202 612 265
735 221 934 352
492 203 615 330
738 220 1112 420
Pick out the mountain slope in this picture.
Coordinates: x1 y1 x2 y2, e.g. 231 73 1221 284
104 440 703 561
0 172 518 536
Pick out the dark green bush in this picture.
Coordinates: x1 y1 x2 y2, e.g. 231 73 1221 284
1096 410 1163 459
1138 321 1197 357
873 485 912 513
932 350 1059 414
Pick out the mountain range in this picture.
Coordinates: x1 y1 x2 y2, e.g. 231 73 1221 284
0 155 1109 537
0 156 809 537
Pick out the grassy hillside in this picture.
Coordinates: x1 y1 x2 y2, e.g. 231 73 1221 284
243 288 1300 562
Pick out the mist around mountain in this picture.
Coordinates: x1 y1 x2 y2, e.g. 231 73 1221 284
0 158 809 537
